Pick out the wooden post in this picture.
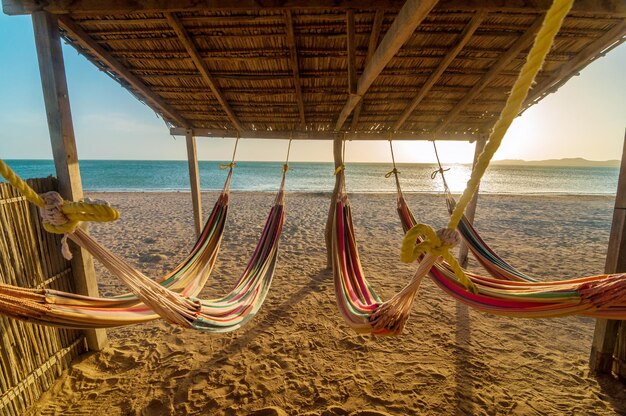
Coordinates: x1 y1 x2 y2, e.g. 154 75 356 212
32 11 107 351
185 132 203 237
458 136 486 267
326 135 344 269
590 131 626 376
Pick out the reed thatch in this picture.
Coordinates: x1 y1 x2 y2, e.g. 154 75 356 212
4 0 624 140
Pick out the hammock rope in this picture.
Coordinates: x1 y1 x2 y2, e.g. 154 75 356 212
219 132 240 171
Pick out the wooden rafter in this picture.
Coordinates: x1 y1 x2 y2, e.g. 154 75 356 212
351 9 384 131
334 0 439 131
346 10 357 96
165 12 243 131
57 16 189 127
4 0 626 16
522 20 626 112
170 127 478 141
433 16 544 136
393 10 486 131
284 10 306 128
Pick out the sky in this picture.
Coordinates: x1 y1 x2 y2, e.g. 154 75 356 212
0 13 624 164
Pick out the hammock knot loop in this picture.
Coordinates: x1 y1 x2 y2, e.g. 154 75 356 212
219 162 236 170
436 227 460 248
334 165 345 175
385 168 400 178
430 167 450 180
400 224 478 294
39 191 72 229
38 191 120 260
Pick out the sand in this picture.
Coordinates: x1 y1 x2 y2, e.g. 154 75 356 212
27 191 626 415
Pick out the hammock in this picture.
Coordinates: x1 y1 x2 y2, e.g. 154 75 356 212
0 144 290 332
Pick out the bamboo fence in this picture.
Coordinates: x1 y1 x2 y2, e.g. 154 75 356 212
0 177 86 416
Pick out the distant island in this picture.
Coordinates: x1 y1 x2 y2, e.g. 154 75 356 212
491 157 620 167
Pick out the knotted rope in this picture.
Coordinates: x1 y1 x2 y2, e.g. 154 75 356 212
399 0 574 294
0 159 119 259
219 133 240 171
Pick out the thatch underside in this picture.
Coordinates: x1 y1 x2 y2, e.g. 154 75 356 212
4 0 625 140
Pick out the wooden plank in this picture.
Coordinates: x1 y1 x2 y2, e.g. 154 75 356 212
334 0 439 131
165 12 243 131
57 16 188 127
31 11 107 351
433 16 544 136
326 135 344 268
185 133 203 238
457 136 486 267
351 9 384 131
523 21 626 113
394 11 486 131
4 0 626 16
284 10 306 128
590 131 626 375
170 127 479 141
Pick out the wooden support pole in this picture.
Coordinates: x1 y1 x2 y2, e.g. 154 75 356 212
326 135 344 269
590 130 626 376
458 136 486 267
185 132 203 237
32 11 107 351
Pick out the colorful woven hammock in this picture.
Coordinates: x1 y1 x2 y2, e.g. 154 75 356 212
0 161 287 333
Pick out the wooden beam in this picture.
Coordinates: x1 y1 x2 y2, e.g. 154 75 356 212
32 11 107 351
334 0 439 131
165 12 243 131
394 11 486 131
57 16 188 127
351 9 384 131
284 10 306 128
4 0 626 16
326 135 344 269
346 10 357 97
170 127 479 141
590 130 626 375
458 135 486 267
185 133 203 237
522 20 626 113
433 16 544 136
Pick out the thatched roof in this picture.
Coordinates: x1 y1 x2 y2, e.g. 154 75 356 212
4 0 625 140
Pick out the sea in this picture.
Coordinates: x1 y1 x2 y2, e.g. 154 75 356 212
2 160 619 195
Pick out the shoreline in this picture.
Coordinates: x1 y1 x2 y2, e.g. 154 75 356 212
86 189 618 198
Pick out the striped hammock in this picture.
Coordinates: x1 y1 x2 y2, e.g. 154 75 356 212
0 168 286 333
332 169 626 337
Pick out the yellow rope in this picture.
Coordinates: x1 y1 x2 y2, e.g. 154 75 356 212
447 0 573 230
0 160 46 207
0 159 119 234
400 0 573 292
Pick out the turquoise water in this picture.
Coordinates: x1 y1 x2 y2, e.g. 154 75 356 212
3 160 619 195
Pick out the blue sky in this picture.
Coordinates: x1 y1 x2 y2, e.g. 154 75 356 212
0 13 624 164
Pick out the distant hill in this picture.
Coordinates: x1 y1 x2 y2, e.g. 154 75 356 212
491 157 620 167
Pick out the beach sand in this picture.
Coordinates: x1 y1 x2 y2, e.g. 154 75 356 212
27 191 626 415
